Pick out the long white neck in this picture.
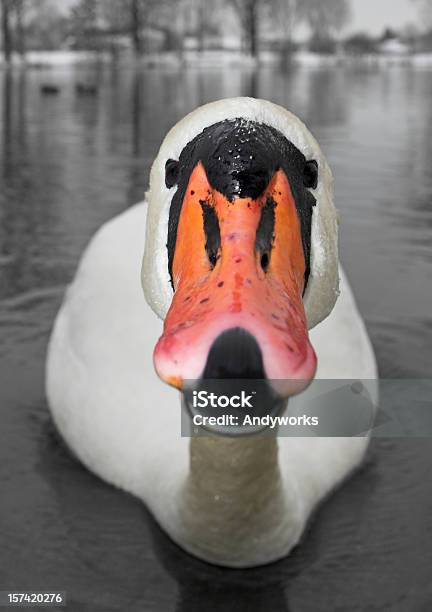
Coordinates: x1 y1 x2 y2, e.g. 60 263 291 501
178 434 303 567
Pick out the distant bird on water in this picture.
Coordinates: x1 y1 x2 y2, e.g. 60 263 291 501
40 84 60 95
75 82 98 96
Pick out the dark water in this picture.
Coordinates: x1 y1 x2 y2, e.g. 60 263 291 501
0 65 431 611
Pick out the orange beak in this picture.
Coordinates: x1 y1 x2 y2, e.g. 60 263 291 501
153 162 317 398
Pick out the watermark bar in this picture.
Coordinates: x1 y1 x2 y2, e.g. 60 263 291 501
0 592 66 607
181 379 432 437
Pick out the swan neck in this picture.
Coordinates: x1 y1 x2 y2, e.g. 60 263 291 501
178 434 294 566
189 435 279 491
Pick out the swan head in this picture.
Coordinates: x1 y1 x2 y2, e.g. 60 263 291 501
142 98 338 405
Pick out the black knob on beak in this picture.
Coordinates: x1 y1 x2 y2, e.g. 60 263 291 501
202 327 266 380
185 328 285 436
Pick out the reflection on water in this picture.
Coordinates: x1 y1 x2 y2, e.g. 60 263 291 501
1 64 431 374
1 65 432 611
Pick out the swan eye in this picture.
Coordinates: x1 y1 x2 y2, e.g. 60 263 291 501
303 160 318 189
165 159 180 188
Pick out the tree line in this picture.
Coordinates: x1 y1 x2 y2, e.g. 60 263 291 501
2 0 25 61
2 0 431 62
0 0 356 61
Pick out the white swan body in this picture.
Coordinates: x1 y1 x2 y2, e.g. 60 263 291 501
46 99 377 567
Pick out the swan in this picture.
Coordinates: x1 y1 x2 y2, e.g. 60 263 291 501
46 97 378 568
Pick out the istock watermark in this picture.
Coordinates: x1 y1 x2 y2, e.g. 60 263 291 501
182 378 432 438
192 389 256 409
184 377 287 435
190 388 319 431
191 412 319 429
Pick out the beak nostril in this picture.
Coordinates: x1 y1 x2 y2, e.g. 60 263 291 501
255 195 276 274
208 251 219 268
201 200 221 270
260 252 270 271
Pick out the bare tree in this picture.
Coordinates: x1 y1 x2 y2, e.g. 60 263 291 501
230 0 260 57
70 0 101 49
1 0 29 59
230 0 300 58
196 0 206 53
23 0 68 50
298 0 351 42
271 0 300 57
102 0 142 54
2 0 12 62
130 0 141 55
102 0 176 55
14 0 25 56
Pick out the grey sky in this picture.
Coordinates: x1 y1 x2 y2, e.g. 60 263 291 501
346 0 420 35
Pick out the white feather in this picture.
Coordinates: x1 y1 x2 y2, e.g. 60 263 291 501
47 99 377 567
47 201 376 567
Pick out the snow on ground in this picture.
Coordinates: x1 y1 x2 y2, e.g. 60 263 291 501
1 49 432 69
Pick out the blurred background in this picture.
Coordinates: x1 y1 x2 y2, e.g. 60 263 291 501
1 1 432 611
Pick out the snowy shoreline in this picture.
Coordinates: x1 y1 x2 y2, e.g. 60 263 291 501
1 49 432 69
